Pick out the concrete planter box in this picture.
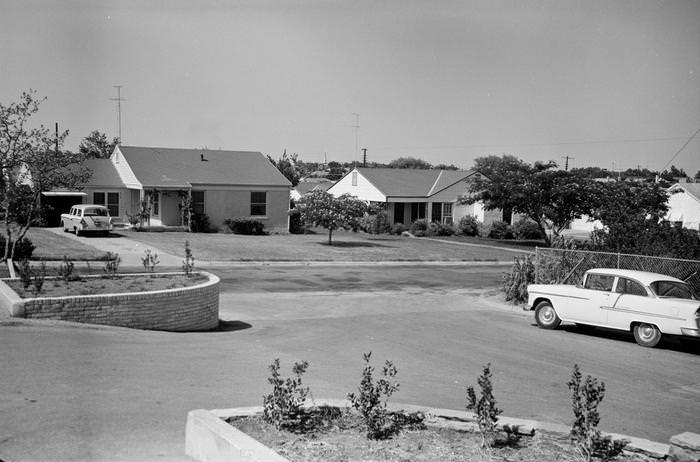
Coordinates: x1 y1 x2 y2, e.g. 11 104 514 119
185 399 673 462
0 271 219 331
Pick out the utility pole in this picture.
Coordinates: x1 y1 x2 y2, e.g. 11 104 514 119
55 122 59 155
110 85 126 143
361 148 367 167
561 155 574 171
352 113 359 165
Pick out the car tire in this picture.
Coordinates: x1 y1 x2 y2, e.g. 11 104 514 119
633 323 662 347
62 221 68 232
535 301 561 329
75 227 81 237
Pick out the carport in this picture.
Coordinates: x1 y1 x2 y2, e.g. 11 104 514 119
40 191 87 226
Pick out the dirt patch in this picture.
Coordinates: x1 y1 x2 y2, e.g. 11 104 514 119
7 273 208 298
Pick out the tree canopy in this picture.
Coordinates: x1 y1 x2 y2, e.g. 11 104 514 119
0 90 90 260
294 190 368 245
388 156 432 169
78 130 119 159
267 150 301 186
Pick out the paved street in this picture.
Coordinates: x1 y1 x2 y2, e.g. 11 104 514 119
1 265 699 462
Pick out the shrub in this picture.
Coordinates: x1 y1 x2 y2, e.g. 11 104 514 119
224 218 266 235
0 236 35 260
513 218 544 240
17 259 32 290
57 256 79 282
190 212 212 233
182 240 195 276
456 215 481 236
31 261 46 296
568 365 627 462
103 252 120 278
488 221 514 239
141 249 159 273
466 363 502 448
288 208 305 234
434 222 455 236
502 255 536 303
262 358 311 432
409 219 430 237
347 351 400 440
360 210 392 235
390 223 407 235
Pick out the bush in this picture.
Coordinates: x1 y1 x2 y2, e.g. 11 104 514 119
262 358 311 432
190 212 212 233
224 218 266 235
360 210 392 235
456 216 481 236
466 363 502 448
434 222 455 236
488 221 514 239
390 223 407 235
513 218 544 240
0 235 35 260
502 255 536 303
409 219 430 237
288 209 305 234
182 240 195 276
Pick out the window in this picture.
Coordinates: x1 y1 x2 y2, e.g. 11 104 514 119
411 203 426 221
584 274 615 292
191 191 205 215
442 203 453 225
431 203 442 223
93 191 119 217
93 192 105 205
151 192 160 217
616 278 647 296
352 171 358 186
650 281 696 300
394 203 404 224
251 191 267 216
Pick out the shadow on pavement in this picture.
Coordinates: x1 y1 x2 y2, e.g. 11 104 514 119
211 320 253 332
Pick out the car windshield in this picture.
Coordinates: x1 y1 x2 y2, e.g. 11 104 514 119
649 280 697 300
83 207 109 217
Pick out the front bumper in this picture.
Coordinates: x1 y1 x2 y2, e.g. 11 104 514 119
680 327 700 337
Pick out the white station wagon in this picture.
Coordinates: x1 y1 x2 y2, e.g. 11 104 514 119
61 204 113 236
527 268 700 347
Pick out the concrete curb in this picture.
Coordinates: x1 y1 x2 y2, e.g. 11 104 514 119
186 399 672 462
195 260 515 267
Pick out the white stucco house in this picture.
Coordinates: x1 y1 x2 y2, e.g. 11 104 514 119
327 167 503 226
666 181 700 231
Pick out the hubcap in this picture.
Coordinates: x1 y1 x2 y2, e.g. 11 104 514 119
639 325 655 340
541 307 555 323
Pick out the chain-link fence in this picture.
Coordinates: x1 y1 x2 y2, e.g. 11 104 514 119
535 247 700 295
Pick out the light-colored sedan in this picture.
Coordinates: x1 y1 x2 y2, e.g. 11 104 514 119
527 268 700 347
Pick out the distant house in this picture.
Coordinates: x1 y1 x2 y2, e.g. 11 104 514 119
290 178 334 201
666 181 700 231
43 146 291 232
327 167 503 226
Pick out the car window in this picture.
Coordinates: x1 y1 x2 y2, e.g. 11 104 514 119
83 207 109 217
650 281 696 300
584 274 615 292
615 278 647 296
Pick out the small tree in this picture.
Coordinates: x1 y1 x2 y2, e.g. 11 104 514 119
78 130 119 159
262 358 311 432
295 190 368 245
267 150 300 187
466 363 502 448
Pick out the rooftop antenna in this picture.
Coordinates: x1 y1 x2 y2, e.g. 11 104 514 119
110 85 126 144
362 148 367 167
352 113 360 165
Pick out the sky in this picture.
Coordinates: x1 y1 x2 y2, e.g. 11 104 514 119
1 0 699 174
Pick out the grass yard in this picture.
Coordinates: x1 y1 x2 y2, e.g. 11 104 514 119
25 228 108 261
118 230 529 262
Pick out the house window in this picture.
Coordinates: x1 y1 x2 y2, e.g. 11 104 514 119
92 191 119 217
394 203 404 224
431 203 442 223
151 192 160 217
251 191 267 216
352 171 358 186
443 203 453 225
191 191 205 215
411 203 426 221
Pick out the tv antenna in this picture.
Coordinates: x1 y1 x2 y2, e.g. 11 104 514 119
561 155 574 171
352 113 360 164
110 85 126 143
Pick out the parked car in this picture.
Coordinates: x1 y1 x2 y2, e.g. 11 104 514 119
527 268 700 347
61 204 113 236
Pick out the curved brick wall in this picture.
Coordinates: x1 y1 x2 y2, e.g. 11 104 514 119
2 272 220 332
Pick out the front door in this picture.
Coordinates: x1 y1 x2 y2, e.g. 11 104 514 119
394 203 404 224
151 192 160 219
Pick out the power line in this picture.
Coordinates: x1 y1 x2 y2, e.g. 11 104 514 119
660 127 700 171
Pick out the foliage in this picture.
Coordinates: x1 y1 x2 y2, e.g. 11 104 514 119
262 358 311 432
288 208 305 234
466 363 502 448
359 209 391 235
267 150 301 187
103 252 120 278
0 90 90 260
388 157 432 169
432 221 455 236
190 212 212 233
141 249 160 273
488 221 514 240
409 219 430 236
31 261 46 296
58 255 79 282
567 365 627 462
0 235 34 260
592 220 700 259
182 240 195 276
456 215 481 236
17 259 32 290
295 190 369 245
78 130 119 159
326 161 345 181
224 218 266 235
502 255 536 303
465 155 594 245
347 352 400 440
390 223 407 235
513 218 544 240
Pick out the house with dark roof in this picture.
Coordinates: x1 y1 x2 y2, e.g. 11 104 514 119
667 181 700 231
327 167 503 226
46 146 292 232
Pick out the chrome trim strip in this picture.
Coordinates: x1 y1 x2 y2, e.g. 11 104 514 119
601 305 685 321
530 292 590 301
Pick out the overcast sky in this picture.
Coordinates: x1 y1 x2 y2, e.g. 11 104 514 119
1 0 698 173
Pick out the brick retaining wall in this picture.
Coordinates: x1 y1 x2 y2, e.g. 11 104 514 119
1 272 220 331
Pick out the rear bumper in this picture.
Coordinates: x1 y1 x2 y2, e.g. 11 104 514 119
680 327 700 337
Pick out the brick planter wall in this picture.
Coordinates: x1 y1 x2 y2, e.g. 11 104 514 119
0 272 220 332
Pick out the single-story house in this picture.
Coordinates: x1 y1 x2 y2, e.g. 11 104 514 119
666 181 700 231
327 167 504 226
290 178 334 201
42 146 291 233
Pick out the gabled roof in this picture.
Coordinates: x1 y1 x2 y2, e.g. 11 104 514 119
83 158 124 188
294 180 333 195
670 182 700 203
355 168 476 197
116 146 291 188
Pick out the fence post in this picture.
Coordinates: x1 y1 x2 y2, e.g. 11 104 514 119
617 252 621 269
535 247 539 284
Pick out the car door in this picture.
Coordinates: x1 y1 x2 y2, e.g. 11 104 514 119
568 273 620 325
608 277 665 331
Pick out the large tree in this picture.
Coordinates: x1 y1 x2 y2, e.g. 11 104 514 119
78 130 119 159
267 150 300 186
294 190 368 245
388 156 432 169
465 155 593 245
0 90 90 260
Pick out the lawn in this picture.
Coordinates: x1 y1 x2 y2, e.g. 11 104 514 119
117 230 530 262
25 228 108 261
